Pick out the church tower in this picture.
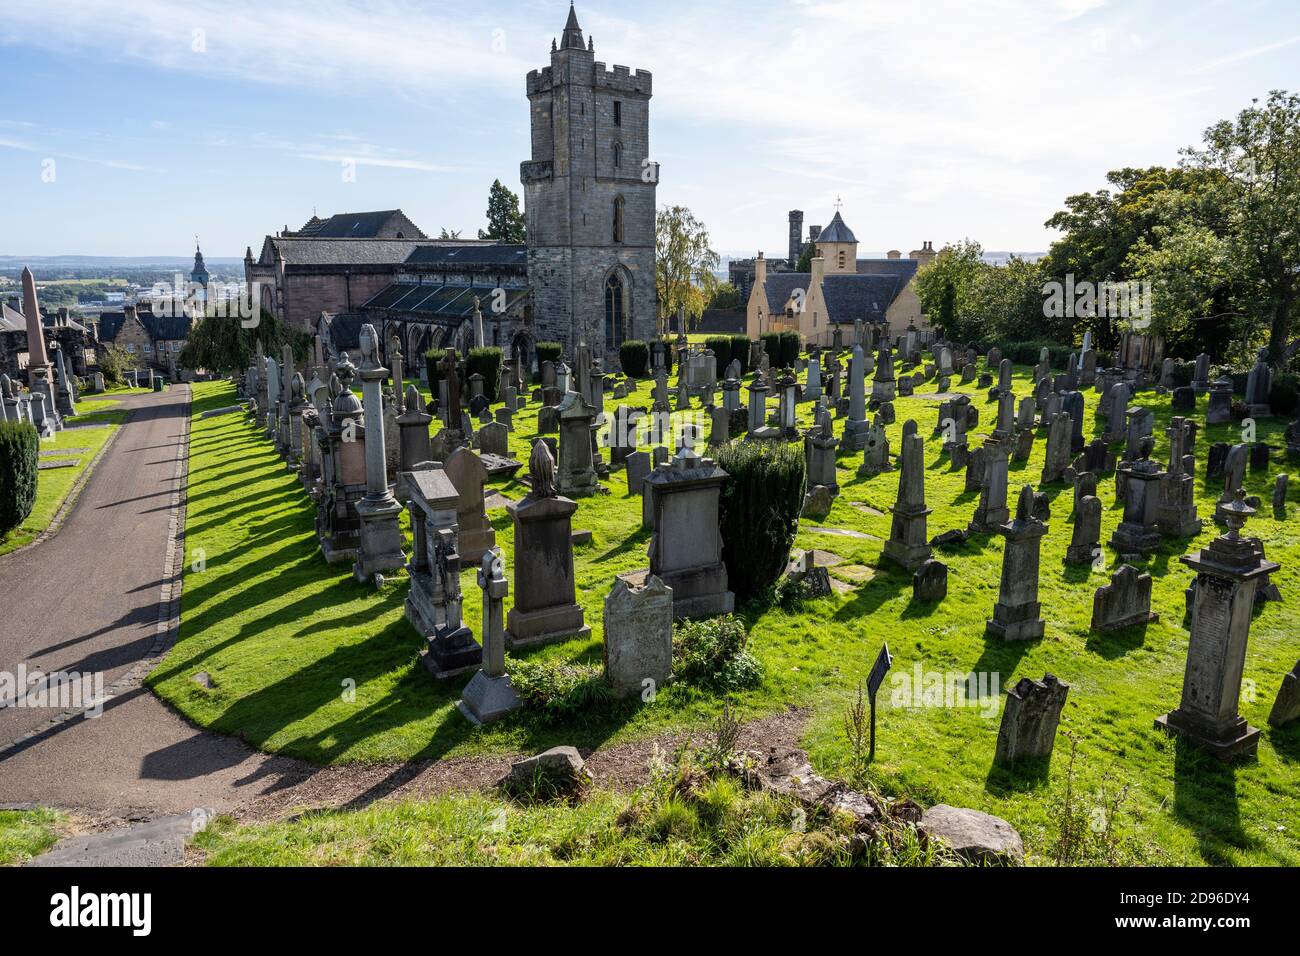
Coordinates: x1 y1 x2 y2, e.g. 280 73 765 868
522 4 657 359
190 241 210 304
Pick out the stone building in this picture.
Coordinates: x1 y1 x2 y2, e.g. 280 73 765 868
521 5 657 357
744 208 934 344
246 7 658 368
1 298 98 382
96 304 192 375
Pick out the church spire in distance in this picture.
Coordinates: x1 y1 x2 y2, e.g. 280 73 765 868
559 3 584 50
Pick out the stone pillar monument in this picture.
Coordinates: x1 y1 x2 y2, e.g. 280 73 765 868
1156 491 1278 760
882 420 933 570
351 324 406 584
986 485 1048 641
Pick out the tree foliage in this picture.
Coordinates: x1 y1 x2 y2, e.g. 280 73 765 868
477 179 526 243
655 205 720 333
180 309 310 376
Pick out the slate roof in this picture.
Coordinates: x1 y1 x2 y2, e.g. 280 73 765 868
97 309 192 343
762 267 912 325
294 209 425 239
815 211 857 244
259 237 424 267
856 258 919 282
0 302 23 333
404 244 527 268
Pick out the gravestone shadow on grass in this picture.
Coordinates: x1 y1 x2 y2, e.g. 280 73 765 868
1268 722 1300 763
984 753 1053 795
1171 737 1254 864
1083 620 1151 660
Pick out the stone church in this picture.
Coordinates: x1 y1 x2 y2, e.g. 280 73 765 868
247 6 656 371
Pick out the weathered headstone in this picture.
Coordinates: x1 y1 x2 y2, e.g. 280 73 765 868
1091 564 1157 632
603 574 674 698
1065 494 1102 566
912 558 947 602
986 485 1047 641
882 420 933 571
994 674 1069 767
457 548 521 724
1268 661 1300 728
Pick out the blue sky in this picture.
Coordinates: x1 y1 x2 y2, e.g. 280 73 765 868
1 0 1298 258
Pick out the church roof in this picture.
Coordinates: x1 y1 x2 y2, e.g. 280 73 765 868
259 237 425 266
856 257 918 281
559 4 585 50
359 280 529 321
404 244 527 267
815 211 857 244
291 209 425 239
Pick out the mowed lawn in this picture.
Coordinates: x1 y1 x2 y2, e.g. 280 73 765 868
0 388 141 557
152 367 1300 866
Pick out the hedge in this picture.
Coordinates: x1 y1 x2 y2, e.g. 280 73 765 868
760 332 781 368
730 335 752 375
705 336 733 378
0 420 39 538
619 340 649 378
535 341 564 368
467 346 503 402
424 349 445 397
716 439 807 601
779 330 800 367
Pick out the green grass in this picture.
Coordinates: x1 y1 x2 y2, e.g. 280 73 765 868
155 364 1300 866
0 393 129 556
0 808 64 866
193 752 945 867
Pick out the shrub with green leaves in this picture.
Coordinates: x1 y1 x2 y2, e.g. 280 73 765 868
729 335 752 375
705 336 733 377
661 336 675 374
716 439 807 600
672 615 762 691
467 346 503 402
423 349 445 395
509 657 614 720
619 339 649 378
0 420 39 538
760 332 781 368
778 330 800 367
535 341 564 367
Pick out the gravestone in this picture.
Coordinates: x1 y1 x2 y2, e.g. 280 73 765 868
964 445 988 493
994 674 1069 767
625 450 651 496
1244 347 1272 416
857 416 891 478
1273 473 1289 518
1091 564 1157 632
1191 352 1211 393
842 346 869 450
804 406 839 495
1268 661 1300 728
478 420 509 457
1065 494 1102 565
556 390 599 497
505 442 590 649
603 574 675 698
1156 417 1202 538
986 485 1047 641
644 446 735 618
968 442 1010 533
444 447 496 565
913 558 947 602
1040 411 1072 485
396 384 433 481
1172 386 1195 411
1205 378 1234 425
405 466 481 680
871 344 896 403
1156 491 1277 760
1110 438 1164 554
882 420 933 570
457 548 521 724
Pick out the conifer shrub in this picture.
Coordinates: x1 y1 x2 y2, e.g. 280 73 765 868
729 335 752 375
716 439 807 600
619 340 649 378
778 330 800 367
0 420 39 539
466 346 503 402
705 336 733 377
535 341 564 367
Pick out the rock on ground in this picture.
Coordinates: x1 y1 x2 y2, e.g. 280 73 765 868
920 804 1023 865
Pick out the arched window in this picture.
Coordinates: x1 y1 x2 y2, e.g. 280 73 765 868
613 196 625 243
605 271 627 350
613 142 622 168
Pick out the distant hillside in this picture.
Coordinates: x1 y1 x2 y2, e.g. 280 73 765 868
0 255 244 269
